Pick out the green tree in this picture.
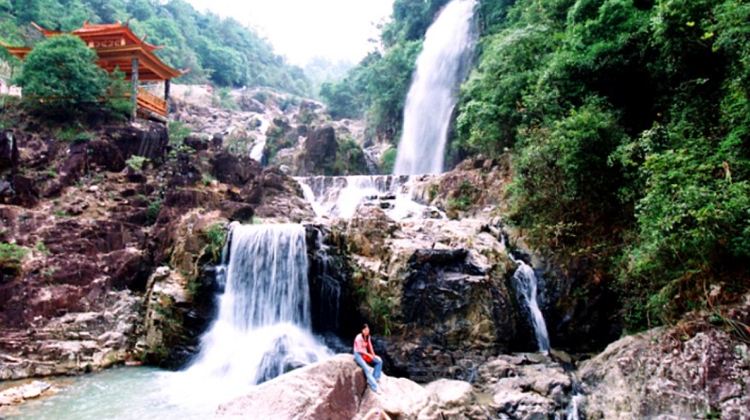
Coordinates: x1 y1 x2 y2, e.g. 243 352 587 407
16 34 107 113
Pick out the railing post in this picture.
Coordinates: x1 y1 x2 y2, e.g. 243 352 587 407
131 56 139 120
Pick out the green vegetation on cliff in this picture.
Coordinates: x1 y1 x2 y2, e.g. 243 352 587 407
0 0 310 95
460 0 750 330
329 0 750 331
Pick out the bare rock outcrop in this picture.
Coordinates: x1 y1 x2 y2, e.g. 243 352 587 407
579 303 750 419
341 207 522 382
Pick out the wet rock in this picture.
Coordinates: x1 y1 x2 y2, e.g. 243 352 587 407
299 126 337 174
219 200 255 223
138 211 226 367
104 121 168 164
0 130 18 171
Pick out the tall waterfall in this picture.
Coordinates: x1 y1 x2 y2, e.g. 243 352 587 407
394 0 477 175
172 223 329 405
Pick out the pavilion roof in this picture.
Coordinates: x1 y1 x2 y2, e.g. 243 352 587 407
2 21 184 81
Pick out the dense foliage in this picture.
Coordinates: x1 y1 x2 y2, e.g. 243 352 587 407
458 0 750 330
14 34 133 118
320 0 452 142
329 0 750 331
0 0 311 95
16 34 107 110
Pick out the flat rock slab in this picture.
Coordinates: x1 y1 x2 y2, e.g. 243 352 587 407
0 381 52 406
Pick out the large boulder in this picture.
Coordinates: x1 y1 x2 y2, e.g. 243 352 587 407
217 354 477 419
579 303 750 419
472 353 574 418
210 151 262 187
298 126 337 174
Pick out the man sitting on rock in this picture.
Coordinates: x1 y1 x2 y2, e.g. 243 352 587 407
353 323 382 393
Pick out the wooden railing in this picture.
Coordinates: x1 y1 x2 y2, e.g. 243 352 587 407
136 88 167 116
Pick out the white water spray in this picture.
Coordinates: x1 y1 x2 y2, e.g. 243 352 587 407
394 0 477 175
295 175 438 220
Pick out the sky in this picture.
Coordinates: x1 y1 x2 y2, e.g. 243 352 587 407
186 0 395 66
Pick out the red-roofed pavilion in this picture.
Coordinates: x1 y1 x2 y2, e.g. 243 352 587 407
1 21 184 118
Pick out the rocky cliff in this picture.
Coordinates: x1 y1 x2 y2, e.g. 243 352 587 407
0 102 316 379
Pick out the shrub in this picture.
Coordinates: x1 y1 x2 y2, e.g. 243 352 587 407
126 155 149 172
168 121 191 146
55 127 93 143
331 137 368 175
34 240 50 256
146 198 162 224
212 87 237 110
380 148 397 174
16 34 107 115
203 223 226 263
0 242 28 272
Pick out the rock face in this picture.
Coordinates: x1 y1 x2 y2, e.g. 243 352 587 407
170 85 367 176
340 207 523 382
580 303 750 419
0 291 140 380
139 210 226 367
0 105 321 379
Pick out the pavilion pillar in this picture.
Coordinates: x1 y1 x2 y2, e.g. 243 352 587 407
164 79 171 114
131 56 139 120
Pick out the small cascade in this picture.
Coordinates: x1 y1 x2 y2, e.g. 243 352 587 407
500 235 551 353
171 223 329 405
511 259 551 352
249 115 271 163
295 175 433 220
566 392 585 420
312 230 341 330
394 0 478 175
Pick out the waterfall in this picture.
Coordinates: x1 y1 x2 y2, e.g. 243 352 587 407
394 0 477 175
511 259 551 352
172 223 329 405
500 234 551 352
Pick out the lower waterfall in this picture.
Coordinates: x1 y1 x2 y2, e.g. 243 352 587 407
170 223 330 405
